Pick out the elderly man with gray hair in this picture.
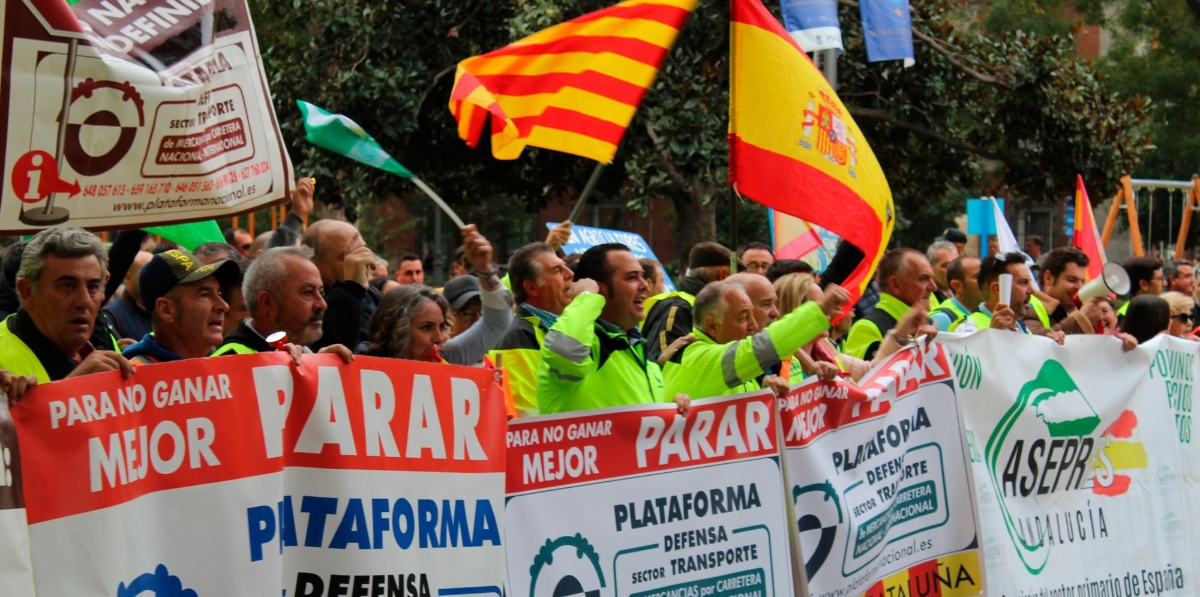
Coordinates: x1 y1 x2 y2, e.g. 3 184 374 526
212 246 353 362
661 278 849 400
0 228 134 402
925 239 959 309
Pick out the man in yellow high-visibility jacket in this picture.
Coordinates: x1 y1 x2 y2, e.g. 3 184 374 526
1 228 134 402
488 242 576 417
926 240 959 310
663 281 849 399
844 248 937 360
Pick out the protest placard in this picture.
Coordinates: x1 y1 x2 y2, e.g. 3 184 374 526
0 393 33 597
505 392 793 597
944 332 1193 597
780 341 984 597
0 0 292 232
10 353 506 597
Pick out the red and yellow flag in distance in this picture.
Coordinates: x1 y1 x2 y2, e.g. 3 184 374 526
729 0 894 302
1072 174 1107 280
448 0 696 163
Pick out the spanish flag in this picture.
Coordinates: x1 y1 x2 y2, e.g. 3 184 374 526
448 0 696 163
729 0 895 302
1072 175 1107 280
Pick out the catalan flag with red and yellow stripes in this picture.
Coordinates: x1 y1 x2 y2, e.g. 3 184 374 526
448 0 696 163
729 0 894 304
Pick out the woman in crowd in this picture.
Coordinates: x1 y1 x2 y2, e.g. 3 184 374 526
365 225 511 364
365 280 511 365
1094 297 1119 335
1160 292 1199 341
774 273 932 382
1120 294 1171 344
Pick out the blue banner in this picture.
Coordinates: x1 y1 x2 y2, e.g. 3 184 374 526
780 0 843 52
859 0 915 64
965 198 1004 236
546 223 676 292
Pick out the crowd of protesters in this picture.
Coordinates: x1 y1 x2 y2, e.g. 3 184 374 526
0 180 1181 417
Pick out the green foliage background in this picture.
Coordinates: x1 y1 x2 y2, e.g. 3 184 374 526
247 0 1154 260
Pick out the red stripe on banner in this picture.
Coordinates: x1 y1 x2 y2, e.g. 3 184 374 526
506 393 779 494
12 354 507 523
779 344 953 448
512 107 630 145
730 135 884 299
570 3 694 28
907 559 943 596
476 36 671 68
474 70 649 105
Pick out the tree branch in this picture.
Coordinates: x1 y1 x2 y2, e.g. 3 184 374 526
348 34 371 71
414 63 457 120
836 0 1011 90
911 29 1011 90
645 121 693 194
846 105 1011 162
1184 0 1200 26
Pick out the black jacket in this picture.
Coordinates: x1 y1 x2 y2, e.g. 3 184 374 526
642 275 707 362
313 281 382 352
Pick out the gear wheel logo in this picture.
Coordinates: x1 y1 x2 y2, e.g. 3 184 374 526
528 534 605 597
117 564 197 597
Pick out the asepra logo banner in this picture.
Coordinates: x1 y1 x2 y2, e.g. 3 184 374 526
11 353 506 597
945 332 1193 597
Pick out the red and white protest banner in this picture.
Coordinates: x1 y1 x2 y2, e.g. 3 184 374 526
0 0 293 232
779 341 984 597
10 353 506 597
0 394 33 597
505 392 796 597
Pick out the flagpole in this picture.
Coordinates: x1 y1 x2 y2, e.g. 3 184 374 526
731 194 739 268
409 177 466 229
22 38 77 226
567 162 605 224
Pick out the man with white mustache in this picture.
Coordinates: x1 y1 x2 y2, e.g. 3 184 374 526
212 246 352 362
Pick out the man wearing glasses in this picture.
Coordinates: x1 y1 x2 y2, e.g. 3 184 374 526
1118 256 1164 321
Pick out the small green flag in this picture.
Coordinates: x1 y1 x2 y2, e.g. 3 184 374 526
297 100 414 178
144 221 224 251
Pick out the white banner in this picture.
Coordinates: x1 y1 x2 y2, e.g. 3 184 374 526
504 393 796 597
0 0 293 232
944 331 1195 597
10 354 507 597
0 393 33 597
780 341 984 597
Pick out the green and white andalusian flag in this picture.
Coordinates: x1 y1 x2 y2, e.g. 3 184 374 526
297 100 465 228
296 100 414 177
